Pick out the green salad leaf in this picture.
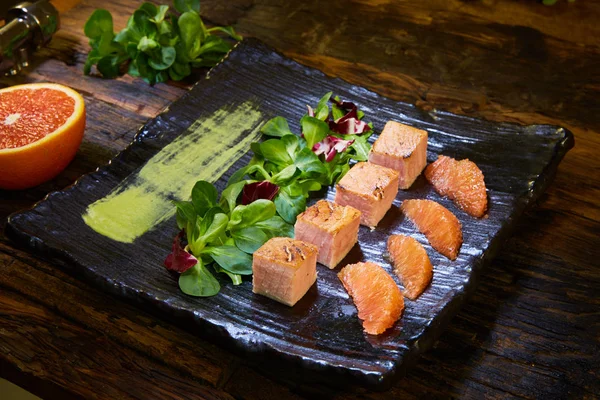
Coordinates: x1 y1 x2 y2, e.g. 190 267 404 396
179 259 220 297
261 116 294 138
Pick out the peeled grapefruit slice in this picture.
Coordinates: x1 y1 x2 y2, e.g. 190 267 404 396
424 155 487 218
338 261 404 335
0 83 86 190
401 199 463 260
387 234 433 300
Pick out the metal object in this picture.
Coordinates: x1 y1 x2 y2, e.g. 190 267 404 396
0 0 59 75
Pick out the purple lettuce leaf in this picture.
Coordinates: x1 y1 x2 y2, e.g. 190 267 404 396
328 98 371 135
164 230 198 273
241 181 279 205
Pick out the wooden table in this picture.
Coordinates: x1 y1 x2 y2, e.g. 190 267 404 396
1 0 598 398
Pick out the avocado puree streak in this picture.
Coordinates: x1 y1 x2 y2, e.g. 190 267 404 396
83 102 263 243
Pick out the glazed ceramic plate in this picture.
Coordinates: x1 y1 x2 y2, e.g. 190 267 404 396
6 39 573 389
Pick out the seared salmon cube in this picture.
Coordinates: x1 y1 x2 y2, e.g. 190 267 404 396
334 162 399 228
252 237 318 306
368 121 428 189
294 200 361 269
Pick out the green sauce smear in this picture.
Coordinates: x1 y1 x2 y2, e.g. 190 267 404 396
83 101 263 243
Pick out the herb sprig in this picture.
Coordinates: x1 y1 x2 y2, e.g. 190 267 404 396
165 93 373 296
83 1 241 84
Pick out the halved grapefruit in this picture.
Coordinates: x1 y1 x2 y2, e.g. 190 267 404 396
0 83 86 190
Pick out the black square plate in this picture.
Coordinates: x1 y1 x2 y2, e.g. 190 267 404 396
6 39 573 389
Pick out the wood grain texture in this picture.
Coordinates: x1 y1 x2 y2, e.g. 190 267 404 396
1 0 598 398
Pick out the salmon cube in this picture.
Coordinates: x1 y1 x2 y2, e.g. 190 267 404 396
294 200 361 269
252 237 318 306
368 121 428 189
334 162 399 228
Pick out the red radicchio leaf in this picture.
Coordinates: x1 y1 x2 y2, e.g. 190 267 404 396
241 181 279 205
164 230 198 273
328 98 371 135
312 135 355 162
331 98 356 111
329 116 371 135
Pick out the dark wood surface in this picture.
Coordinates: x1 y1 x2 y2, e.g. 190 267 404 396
1 0 598 398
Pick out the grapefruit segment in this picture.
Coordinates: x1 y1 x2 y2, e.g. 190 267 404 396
338 261 404 335
424 155 487 218
387 234 433 300
0 83 86 190
401 199 463 260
